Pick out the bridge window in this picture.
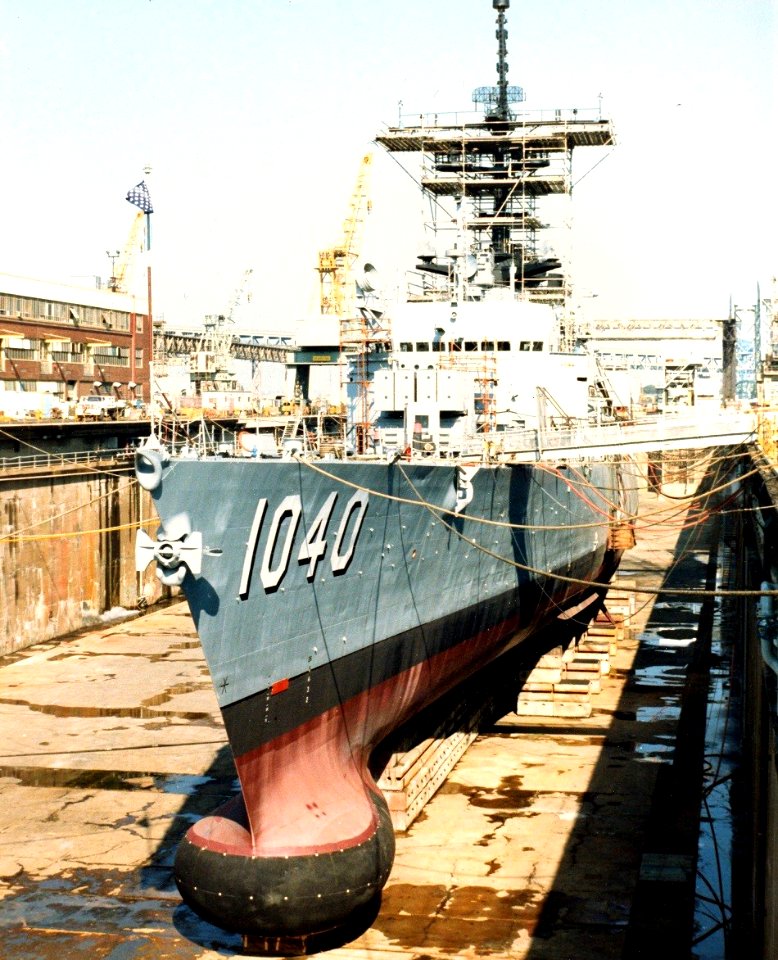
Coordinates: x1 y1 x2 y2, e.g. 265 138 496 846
497 341 511 351
481 340 494 351
400 342 412 352
533 341 543 351
416 341 429 351
520 341 531 351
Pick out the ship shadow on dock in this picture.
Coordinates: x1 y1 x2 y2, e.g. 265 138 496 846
507 461 735 958
345 459 741 959
133 744 244 951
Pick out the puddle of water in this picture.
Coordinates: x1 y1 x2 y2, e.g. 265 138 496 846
0 866 243 955
634 741 675 763
651 601 704 617
692 552 737 957
0 765 236 796
636 703 682 723
639 628 697 649
632 662 687 689
0 691 222 726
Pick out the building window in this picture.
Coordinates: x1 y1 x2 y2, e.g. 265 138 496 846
51 342 72 362
135 348 144 368
135 315 143 333
5 338 38 360
93 345 130 367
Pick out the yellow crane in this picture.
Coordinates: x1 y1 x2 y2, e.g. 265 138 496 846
317 152 373 324
109 211 146 294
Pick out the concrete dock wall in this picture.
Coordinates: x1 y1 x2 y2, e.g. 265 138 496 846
0 460 163 655
739 463 778 956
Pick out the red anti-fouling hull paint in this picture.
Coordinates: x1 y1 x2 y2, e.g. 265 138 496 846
174 601 552 937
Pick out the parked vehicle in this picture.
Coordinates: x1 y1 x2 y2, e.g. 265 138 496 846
75 395 127 421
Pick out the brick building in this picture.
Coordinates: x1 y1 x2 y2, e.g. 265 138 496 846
0 271 152 410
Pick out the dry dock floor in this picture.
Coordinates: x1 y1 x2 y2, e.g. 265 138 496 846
0 480 713 959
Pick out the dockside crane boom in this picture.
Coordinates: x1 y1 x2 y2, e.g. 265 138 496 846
109 211 146 294
317 152 373 321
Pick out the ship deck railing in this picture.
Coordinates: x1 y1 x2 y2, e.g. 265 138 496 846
387 104 605 132
456 408 757 463
0 447 135 473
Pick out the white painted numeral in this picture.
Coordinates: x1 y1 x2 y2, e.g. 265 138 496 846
238 497 268 599
260 495 302 590
298 492 337 581
239 490 369 598
331 491 369 574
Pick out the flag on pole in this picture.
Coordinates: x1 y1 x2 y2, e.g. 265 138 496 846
126 181 153 214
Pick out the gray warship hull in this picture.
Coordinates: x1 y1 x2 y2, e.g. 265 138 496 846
137 452 634 937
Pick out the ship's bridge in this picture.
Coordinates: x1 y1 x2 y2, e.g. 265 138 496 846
390 296 557 347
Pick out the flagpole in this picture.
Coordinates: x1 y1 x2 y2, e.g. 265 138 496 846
146 258 153 405
144 170 153 411
125 176 154 407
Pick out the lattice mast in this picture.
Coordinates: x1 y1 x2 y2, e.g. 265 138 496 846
376 0 615 329
471 0 526 258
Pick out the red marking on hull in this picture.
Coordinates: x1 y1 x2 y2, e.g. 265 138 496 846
192 606 545 859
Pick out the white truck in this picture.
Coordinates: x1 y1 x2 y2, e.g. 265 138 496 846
74 395 127 421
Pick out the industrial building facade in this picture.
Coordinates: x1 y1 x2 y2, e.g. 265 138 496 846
0 272 152 413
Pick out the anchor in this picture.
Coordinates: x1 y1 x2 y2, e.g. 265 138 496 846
136 512 203 586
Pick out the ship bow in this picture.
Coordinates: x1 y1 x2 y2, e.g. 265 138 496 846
174 789 395 937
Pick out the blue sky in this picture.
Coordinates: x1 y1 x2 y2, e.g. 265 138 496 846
0 0 774 330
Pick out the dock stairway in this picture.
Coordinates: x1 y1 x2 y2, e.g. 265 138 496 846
516 588 633 718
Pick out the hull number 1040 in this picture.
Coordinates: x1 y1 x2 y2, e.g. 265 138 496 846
238 490 369 599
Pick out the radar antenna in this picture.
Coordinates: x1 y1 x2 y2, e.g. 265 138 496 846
472 0 525 120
